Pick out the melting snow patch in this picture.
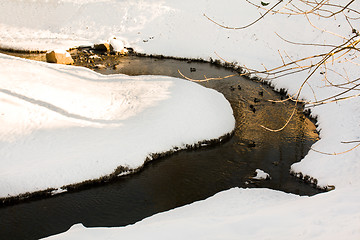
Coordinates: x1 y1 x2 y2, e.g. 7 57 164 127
51 188 67 196
252 169 271 180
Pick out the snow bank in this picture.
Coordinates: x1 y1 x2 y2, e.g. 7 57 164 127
0 53 234 198
1 0 360 239
45 187 360 240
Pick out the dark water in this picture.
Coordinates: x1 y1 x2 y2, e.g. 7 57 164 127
0 54 320 240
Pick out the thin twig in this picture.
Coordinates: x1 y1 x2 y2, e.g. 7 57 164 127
203 0 284 30
310 143 360 155
177 69 236 82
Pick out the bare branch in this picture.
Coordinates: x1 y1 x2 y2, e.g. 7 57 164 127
178 69 237 82
201 1 359 144
203 0 284 30
310 143 360 155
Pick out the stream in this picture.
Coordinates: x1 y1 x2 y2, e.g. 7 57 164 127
0 51 322 240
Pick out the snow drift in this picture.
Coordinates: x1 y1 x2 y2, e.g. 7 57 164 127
0 53 235 198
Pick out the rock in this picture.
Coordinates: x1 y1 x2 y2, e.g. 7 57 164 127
94 43 110 52
247 140 256 148
126 47 134 53
249 104 256 113
46 50 74 65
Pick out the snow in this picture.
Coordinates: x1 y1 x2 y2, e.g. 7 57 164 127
252 169 270 180
0 53 235 198
48 49 72 59
51 49 67 54
0 0 359 239
51 188 67 196
109 38 125 52
44 188 360 240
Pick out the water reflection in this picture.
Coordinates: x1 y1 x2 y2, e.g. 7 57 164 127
97 55 319 193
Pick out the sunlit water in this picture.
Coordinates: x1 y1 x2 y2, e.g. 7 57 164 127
0 53 321 240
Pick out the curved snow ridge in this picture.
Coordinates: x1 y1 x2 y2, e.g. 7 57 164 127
0 53 235 199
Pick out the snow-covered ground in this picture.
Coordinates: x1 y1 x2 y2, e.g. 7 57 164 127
0 0 359 239
0 53 234 198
